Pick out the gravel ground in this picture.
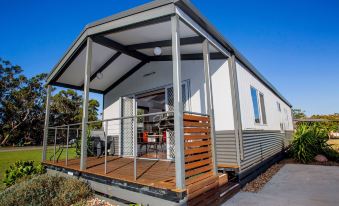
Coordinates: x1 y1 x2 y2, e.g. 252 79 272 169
85 198 116 206
73 198 117 206
242 163 284 192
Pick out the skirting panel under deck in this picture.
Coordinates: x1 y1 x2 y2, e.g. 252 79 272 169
240 130 293 172
215 130 237 166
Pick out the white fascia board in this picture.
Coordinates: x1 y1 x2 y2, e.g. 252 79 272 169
175 6 230 58
47 4 175 84
87 4 175 36
47 30 88 84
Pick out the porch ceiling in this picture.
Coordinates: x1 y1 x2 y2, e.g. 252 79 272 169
51 18 223 94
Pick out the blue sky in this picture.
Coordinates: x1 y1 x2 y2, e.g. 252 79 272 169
0 0 338 115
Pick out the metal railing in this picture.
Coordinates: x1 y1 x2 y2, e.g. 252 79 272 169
46 111 175 181
45 111 212 182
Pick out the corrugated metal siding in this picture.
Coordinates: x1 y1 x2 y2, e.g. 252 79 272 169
215 130 238 164
284 131 294 148
240 130 285 172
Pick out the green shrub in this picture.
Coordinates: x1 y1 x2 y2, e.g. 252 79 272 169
0 174 93 206
290 124 339 163
75 127 94 157
3 160 46 186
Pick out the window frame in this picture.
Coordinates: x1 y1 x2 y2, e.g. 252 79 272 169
250 86 261 124
277 102 281 112
259 92 267 125
250 86 267 125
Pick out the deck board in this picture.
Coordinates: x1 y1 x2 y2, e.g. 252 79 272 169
43 156 176 190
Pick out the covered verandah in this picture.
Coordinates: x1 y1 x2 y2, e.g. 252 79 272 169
41 0 233 203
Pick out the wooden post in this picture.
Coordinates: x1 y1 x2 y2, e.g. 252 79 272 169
203 40 218 175
42 85 52 161
171 15 185 190
80 37 92 171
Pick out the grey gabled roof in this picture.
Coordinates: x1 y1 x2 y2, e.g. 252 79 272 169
48 0 292 107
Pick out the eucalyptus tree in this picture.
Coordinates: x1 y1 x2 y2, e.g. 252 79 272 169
0 58 100 146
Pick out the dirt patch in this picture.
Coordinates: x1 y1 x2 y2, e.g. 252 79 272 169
242 163 284 193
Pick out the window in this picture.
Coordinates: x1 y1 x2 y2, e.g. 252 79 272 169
259 93 267 124
277 102 281 112
280 123 284 132
250 87 267 125
251 87 261 123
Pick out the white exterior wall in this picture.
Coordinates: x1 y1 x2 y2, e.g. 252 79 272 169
236 61 293 131
103 59 235 134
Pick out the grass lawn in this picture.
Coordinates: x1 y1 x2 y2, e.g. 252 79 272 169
0 147 77 186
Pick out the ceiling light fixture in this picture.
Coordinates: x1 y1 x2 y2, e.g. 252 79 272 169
153 47 162 56
96 72 103 80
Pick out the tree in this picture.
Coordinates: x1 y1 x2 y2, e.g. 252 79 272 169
0 58 101 146
50 89 100 127
292 108 306 119
0 59 47 145
311 113 339 132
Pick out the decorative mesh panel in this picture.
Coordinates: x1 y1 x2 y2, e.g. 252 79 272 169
121 97 134 156
166 83 188 112
182 83 187 111
166 87 174 112
165 83 190 160
168 130 175 159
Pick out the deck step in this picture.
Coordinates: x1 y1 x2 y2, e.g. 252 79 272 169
187 173 241 206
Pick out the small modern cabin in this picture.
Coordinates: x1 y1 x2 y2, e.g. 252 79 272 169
42 0 293 205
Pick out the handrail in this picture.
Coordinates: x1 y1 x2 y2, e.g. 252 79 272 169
50 111 174 128
46 110 209 182
183 111 209 116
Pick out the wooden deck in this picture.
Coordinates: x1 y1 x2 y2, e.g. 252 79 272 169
43 113 236 204
43 156 176 190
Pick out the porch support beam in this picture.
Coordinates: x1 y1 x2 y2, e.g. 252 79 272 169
47 3 175 84
149 52 226 61
228 54 244 163
42 85 52 161
171 15 185 190
92 36 149 61
175 7 230 58
51 82 104 94
126 36 204 50
79 51 122 88
103 61 148 94
202 40 217 175
80 37 93 170
90 52 122 82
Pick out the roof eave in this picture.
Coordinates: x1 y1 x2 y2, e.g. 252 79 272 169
47 0 292 107
47 0 177 84
176 0 292 107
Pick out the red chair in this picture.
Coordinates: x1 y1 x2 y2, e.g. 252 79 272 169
141 131 148 154
161 131 167 152
143 131 148 143
162 131 167 143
